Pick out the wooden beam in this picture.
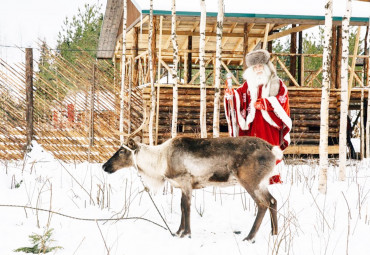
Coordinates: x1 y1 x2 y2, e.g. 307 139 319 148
221 60 240 85
268 25 315 41
276 57 300 86
336 26 342 89
187 36 192 83
25 48 34 150
284 145 339 154
290 24 297 86
348 26 361 104
141 29 264 38
262 23 270 50
132 27 139 87
243 23 249 69
330 25 337 89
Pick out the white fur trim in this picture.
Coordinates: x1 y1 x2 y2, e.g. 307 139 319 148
261 110 279 128
265 87 292 146
224 97 232 136
235 91 255 130
266 97 292 130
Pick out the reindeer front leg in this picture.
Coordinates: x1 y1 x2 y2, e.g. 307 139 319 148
177 189 192 238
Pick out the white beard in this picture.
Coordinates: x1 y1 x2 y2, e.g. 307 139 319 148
243 64 271 102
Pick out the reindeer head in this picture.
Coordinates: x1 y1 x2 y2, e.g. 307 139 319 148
102 138 139 174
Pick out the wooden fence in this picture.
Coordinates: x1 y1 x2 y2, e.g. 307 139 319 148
0 45 368 161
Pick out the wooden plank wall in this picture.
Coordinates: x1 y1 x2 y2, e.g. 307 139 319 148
142 86 344 148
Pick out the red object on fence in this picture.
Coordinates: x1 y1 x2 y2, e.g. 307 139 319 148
67 104 75 125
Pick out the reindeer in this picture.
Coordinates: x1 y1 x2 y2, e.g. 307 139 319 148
103 134 282 242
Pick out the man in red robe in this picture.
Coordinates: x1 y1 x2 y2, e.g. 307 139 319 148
224 49 292 183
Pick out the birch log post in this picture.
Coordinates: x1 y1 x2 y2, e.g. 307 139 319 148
155 16 163 145
339 0 352 181
199 0 207 138
119 0 127 143
171 0 179 138
318 0 333 194
213 0 224 138
148 0 156 145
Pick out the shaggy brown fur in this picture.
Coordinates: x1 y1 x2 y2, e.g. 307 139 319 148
103 136 282 242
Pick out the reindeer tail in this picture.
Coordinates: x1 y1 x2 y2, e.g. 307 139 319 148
271 146 283 161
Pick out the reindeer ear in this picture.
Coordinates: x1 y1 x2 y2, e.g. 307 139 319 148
127 138 139 150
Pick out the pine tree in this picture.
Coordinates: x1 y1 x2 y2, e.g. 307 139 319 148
57 4 103 62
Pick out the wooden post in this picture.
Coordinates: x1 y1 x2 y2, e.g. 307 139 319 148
155 15 163 145
336 26 342 89
152 16 157 82
132 27 139 87
128 59 132 134
243 23 249 70
187 36 192 83
267 30 273 53
330 25 337 89
184 52 188 84
290 24 297 86
88 64 96 162
119 0 127 143
318 0 333 194
199 0 207 138
25 48 34 150
298 31 303 85
348 26 361 105
262 23 270 50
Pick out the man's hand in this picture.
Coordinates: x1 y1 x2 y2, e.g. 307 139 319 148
254 98 266 110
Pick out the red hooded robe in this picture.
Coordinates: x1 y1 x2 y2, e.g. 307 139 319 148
224 79 291 151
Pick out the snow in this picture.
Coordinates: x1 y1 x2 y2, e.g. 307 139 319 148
1 141 370 254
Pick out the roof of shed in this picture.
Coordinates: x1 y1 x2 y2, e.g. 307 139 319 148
97 0 370 59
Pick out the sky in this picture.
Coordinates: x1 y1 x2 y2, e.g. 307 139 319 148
0 0 106 65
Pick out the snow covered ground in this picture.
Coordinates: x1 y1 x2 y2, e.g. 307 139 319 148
1 141 370 255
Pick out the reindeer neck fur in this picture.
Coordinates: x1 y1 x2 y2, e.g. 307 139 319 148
135 140 170 191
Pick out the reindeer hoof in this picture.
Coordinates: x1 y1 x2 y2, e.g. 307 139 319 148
175 229 191 238
243 237 255 243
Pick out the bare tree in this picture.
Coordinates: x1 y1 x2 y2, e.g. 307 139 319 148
171 0 179 138
318 0 333 194
148 0 155 145
119 0 127 143
199 0 207 138
212 0 224 138
338 0 352 181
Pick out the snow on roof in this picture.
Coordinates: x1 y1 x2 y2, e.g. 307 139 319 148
132 0 370 20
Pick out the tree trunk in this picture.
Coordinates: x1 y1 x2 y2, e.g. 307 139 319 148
119 0 127 143
339 0 352 181
318 0 333 194
171 0 179 138
148 0 156 145
212 0 224 138
199 0 207 138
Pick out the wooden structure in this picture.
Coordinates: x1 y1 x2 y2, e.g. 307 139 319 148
97 0 370 155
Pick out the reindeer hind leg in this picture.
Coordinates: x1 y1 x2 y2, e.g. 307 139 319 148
177 190 192 238
268 192 278 235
